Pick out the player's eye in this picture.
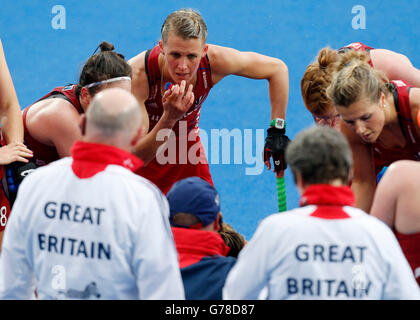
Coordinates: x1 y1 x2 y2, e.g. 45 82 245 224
361 114 372 121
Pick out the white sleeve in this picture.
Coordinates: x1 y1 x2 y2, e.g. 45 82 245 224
380 226 420 299
132 186 185 300
0 180 37 299
223 217 276 300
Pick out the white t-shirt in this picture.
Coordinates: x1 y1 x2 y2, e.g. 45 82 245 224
0 157 185 300
223 205 420 300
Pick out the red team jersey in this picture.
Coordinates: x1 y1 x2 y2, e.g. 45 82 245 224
394 230 420 286
372 80 420 174
0 163 10 232
136 46 214 194
23 84 83 167
338 42 374 67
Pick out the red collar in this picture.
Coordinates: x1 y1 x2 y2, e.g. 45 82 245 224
300 184 355 207
71 141 143 179
171 227 230 268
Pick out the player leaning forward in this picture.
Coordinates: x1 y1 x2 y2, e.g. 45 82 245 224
129 8 290 194
223 126 420 300
0 88 184 300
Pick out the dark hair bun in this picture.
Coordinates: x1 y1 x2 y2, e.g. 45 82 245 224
99 41 115 52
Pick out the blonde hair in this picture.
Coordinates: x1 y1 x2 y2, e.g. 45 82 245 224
301 47 339 115
161 9 207 44
326 50 389 107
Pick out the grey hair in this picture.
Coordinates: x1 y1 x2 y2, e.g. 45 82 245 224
161 8 207 43
285 126 353 185
86 99 141 138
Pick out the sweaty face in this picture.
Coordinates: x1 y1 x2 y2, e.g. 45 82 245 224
160 33 207 85
336 96 385 143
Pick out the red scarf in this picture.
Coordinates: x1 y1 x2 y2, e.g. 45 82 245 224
71 141 143 179
172 227 230 268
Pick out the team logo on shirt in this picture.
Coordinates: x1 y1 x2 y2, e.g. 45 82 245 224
58 282 101 299
62 85 74 91
346 42 362 50
393 80 406 87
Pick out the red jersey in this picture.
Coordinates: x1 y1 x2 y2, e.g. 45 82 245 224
338 42 374 67
23 84 83 167
136 46 214 194
0 165 11 232
394 230 420 286
372 80 420 174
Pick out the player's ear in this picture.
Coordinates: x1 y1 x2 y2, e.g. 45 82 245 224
80 87 92 112
202 44 208 57
159 40 165 55
79 114 87 135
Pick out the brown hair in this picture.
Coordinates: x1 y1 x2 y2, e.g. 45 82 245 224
301 47 339 115
161 8 207 44
219 223 246 258
79 41 132 96
171 212 201 227
326 50 389 107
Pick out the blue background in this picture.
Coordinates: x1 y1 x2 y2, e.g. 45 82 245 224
1 0 419 239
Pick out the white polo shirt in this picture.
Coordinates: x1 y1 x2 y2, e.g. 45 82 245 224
223 185 420 300
0 151 185 300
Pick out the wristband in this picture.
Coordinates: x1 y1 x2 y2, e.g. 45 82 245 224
270 118 285 130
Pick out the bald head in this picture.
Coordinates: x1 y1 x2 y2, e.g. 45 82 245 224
84 88 146 150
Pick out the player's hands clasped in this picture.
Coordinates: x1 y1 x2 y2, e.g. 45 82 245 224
162 80 195 124
0 142 33 165
263 127 291 178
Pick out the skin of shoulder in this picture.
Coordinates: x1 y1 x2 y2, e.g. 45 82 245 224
370 49 420 88
371 160 420 233
25 98 82 156
408 87 420 137
128 50 149 104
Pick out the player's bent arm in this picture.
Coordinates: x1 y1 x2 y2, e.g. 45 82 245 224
370 49 420 88
0 39 24 144
27 100 83 158
341 123 376 212
370 162 400 227
132 112 176 165
208 44 289 119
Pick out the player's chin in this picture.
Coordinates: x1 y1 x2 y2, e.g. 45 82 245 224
360 132 377 143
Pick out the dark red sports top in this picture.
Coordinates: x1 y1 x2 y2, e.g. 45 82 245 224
394 230 420 286
0 162 10 232
372 80 420 174
136 46 214 194
23 84 83 167
144 45 213 136
338 42 374 67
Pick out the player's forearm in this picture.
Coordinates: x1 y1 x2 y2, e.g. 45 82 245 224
0 102 24 144
133 112 177 165
352 180 376 213
268 61 289 120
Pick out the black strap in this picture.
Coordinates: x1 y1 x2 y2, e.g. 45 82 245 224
44 92 72 104
144 49 152 81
